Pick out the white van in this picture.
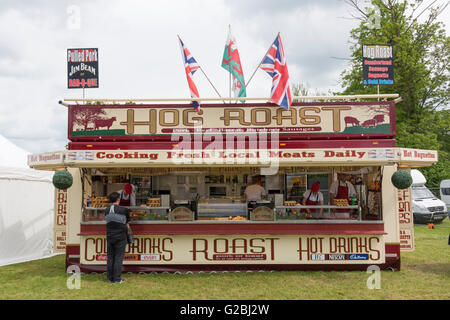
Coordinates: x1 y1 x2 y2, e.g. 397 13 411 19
411 170 447 224
440 179 450 218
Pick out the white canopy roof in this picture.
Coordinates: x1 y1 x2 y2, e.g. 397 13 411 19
0 134 30 168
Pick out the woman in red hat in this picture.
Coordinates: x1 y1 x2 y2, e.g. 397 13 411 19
119 183 136 207
302 181 324 218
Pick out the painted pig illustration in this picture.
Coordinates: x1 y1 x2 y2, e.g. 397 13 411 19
362 119 376 128
373 114 385 124
344 116 360 127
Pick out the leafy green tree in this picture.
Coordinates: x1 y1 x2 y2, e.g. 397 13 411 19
341 0 450 187
292 83 331 102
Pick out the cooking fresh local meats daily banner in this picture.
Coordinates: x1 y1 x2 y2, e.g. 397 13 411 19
61 148 437 166
27 148 438 168
68 102 395 141
80 234 385 265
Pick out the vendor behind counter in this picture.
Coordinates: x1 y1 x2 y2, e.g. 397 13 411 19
302 181 324 218
243 176 266 202
118 183 136 206
329 173 357 218
329 173 356 203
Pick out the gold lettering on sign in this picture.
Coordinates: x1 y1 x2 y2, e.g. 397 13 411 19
120 109 157 134
272 108 297 125
321 106 351 132
183 109 203 127
299 107 321 125
251 108 271 125
159 109 179 127
220 108 251 126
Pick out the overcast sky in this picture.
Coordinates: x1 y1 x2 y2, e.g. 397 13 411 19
1 0 449 154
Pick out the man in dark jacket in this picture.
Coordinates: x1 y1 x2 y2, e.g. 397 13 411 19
105 192 131 283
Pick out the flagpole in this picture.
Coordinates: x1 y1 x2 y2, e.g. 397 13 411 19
198 66 225 101
178 34 224 103
229 70 231 103
228 25 232 103
245 32 280 90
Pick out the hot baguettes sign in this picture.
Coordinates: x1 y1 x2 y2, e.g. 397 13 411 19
80 234 385 265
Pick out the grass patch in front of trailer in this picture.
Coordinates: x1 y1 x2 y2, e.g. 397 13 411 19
0 219 449 300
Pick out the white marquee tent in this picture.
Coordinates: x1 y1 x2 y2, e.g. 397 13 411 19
0 135 56 266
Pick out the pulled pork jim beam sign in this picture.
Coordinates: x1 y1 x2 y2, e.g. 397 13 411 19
67 48 99 88
68 102 395 141
80 234 385 265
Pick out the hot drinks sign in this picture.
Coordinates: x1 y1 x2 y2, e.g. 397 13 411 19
68 102 395 141
67 48 99 88
80 234 385 265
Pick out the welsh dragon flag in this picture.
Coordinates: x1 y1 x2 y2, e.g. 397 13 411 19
221 26 246 99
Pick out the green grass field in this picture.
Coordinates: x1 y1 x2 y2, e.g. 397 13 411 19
1 220 449 300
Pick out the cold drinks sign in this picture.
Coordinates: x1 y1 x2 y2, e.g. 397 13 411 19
67 48 99 88
362 45 394 85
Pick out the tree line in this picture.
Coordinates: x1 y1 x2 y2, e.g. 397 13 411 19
295 0 449 187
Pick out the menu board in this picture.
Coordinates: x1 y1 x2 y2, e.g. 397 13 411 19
362 45 394 85
67 48 99 88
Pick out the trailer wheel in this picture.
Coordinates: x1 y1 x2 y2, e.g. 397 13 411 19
386 267 395 272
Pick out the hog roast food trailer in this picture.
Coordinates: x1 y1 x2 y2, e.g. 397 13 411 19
28 96 438 272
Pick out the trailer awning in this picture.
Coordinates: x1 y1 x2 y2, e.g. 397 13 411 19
28 147 438 169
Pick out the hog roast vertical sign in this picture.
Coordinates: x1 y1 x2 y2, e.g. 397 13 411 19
54 188 68 253
398 186 415 251
67 48 99 88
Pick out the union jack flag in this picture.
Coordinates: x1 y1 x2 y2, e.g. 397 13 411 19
178 36 201 112
260 34 292 110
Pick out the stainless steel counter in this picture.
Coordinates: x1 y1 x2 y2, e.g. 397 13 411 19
83 206 170 222
81 219 384 225
197 199 247 218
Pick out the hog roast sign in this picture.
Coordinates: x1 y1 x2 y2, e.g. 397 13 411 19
68 102 395 141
